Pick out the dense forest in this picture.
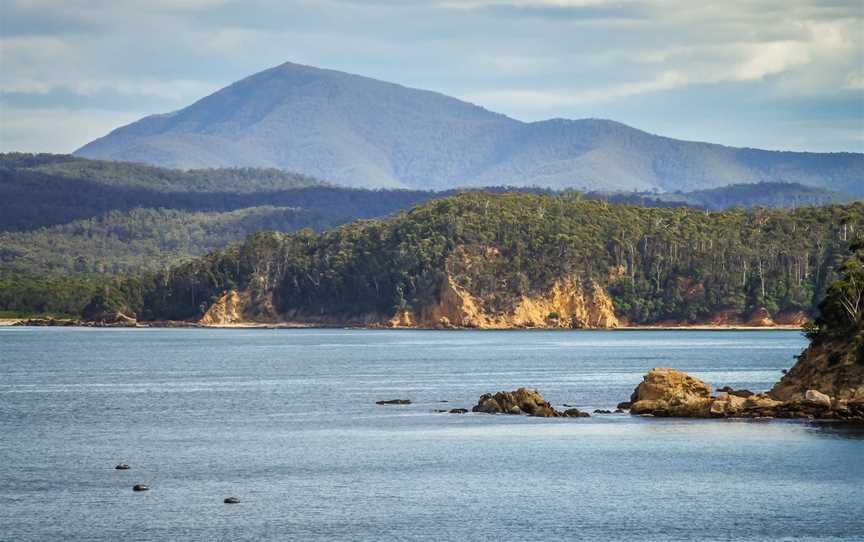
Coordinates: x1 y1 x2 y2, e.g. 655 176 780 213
806 240 864 344
2 154 860 319
81 193 863 325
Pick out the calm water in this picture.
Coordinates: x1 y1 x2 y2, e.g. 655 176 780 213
1 328 862 541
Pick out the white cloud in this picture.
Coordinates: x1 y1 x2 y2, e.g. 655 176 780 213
0 105 147 153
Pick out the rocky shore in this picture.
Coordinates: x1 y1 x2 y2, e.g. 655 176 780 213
625 367 863 422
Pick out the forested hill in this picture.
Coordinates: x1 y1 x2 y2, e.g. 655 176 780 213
89 193 863 327
4 153 855 281
75 61 864 194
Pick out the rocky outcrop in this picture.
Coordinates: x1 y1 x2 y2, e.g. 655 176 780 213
629 368 713 417
770 337 864 402
395 275 618 329
628 368 864 421
200 290 248 326
472 387 589 417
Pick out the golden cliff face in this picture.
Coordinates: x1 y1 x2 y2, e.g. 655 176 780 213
391 275 619 329
199 290 248 326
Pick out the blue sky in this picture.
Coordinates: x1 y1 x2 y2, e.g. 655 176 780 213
1 0 862 153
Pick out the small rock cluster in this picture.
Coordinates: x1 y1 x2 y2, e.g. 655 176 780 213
472 387 589 417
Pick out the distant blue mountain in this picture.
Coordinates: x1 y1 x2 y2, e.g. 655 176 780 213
76 61 864 194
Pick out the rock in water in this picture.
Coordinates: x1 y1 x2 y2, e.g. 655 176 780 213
224 497 240 504
132 484 149 491
375 399 411 405
115 463 130 470
630 368 713 417
472 388 565 417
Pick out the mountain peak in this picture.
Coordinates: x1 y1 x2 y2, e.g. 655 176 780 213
75 62 863 194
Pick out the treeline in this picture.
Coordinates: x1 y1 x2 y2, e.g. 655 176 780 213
1 206 339 275
806 240 864 344
0 154 439 231
87 193 863 324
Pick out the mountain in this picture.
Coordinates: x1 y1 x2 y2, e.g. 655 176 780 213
75 62 864 194
80 192 863 328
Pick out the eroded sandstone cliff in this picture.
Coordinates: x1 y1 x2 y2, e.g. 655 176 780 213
391 275 618 329
199 290 248 326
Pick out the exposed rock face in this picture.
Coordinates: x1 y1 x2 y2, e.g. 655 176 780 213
630 368 713 417
771 339 864 402
398 275 619 329
747 307 775 327
472 388 588 417
628 368 864 421
200 290 248 325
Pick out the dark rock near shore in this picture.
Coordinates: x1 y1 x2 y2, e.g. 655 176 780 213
376 399 411 405
593 409 612 414
448 408 468 414
472 388 590 418
132 484 149 491
616 401 632 410
115 463 130 470
224 497 240 504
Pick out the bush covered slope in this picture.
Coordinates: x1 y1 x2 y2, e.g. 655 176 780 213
91 192 863 325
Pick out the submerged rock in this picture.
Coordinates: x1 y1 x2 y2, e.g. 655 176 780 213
376 399 412 405
448 408 468 414
224 497 240 504
132 484 149 492
114 463 130 470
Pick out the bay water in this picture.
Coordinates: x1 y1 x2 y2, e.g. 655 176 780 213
1 328 862 541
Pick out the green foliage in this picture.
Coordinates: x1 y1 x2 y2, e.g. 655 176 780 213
0 274 107 317
92 193 863 324
806 240 864 342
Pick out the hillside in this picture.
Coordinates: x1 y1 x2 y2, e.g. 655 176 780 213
0 153 437 232
771 241 864 402
81 193 862 328
75 62 864 194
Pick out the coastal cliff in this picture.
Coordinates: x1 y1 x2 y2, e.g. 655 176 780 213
389 275 618 329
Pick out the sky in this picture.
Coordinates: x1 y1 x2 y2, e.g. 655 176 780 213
1 0 862 154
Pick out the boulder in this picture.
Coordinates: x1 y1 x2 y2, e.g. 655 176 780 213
616 401 632 410
804 389 832 409
115 463 130 470
132 484 149 492
630 368 713 417
563 408 590 418
472 388 559 417
224 497 240 504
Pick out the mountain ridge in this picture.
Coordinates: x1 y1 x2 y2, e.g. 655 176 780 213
75 61 864 193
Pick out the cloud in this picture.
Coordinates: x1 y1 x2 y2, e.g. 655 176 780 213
0 106 147 153
0 0 861 152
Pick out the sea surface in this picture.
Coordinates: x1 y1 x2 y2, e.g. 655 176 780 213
1 328 862 541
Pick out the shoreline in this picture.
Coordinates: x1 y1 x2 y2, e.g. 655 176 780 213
0 317 803 331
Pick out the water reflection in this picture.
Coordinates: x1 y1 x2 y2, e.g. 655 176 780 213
806 421 864 440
